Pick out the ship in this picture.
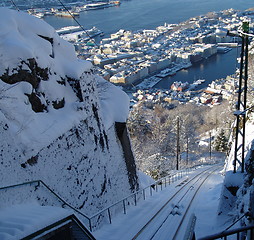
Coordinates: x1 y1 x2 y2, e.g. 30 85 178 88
57 26 103 42
188 79 205 90
217 46 232 53
81 1 120 11
55 11 79 18
156 68 176 78
56 26 83 35
82 26 104 41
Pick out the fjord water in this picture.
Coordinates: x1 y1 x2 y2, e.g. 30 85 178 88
44 0 253 88
44 0 254 36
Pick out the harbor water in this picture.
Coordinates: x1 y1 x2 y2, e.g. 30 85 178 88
43 0 253 88
154 48 239 90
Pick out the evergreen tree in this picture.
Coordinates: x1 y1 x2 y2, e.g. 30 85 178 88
214 129 228 152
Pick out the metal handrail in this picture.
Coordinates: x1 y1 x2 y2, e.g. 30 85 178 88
199 224 254 240
0 168 192 232
0 180 92 230
89 170 183 219
89 168 192 229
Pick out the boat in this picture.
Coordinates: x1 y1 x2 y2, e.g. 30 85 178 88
82 27 104 41
83 1 120 11
193 79 205 85
57 26 103 42
34 12 44 18
56 26 83 35
156 68 176 78
55 11 79 18
188 79 205 90
182 62 192 69
217 46 232 53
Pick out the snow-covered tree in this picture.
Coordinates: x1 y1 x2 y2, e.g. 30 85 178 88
213 129 228 152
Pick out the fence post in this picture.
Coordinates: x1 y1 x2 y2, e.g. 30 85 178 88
108 208 112 224
150 186 152 196
134 193 137 206
123 200 126 214
89 219 92 232
143 189 146 200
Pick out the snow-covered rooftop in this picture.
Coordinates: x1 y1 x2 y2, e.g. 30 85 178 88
0 203 71 240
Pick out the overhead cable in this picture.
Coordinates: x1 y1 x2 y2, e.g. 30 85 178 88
57 0 99 48
10 0 19 11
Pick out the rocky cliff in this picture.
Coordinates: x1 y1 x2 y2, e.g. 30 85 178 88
0 8 139 218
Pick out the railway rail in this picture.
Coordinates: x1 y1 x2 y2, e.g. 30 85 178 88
132 164 223 240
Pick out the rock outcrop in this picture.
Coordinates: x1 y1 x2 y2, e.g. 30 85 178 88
0 8 139 219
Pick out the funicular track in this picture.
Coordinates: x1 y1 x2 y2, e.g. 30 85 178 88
132 165 222 240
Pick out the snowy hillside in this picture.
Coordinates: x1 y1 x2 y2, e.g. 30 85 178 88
0 7 139 218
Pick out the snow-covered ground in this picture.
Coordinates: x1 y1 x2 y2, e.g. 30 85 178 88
93 165 226 240
189 167 226 238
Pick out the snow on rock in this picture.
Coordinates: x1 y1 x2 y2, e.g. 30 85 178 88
0 7 93 158
0 7 139 226
0 8 92 77
96 75 130 129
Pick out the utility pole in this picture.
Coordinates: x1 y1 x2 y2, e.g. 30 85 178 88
228 22 249 173
176 116 180 170
186 136 189 166
209 131 212 161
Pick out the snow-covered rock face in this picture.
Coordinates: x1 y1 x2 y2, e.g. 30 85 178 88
0 8 138 217
0 8 94 157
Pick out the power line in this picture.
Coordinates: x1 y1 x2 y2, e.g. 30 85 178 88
10 0 100 48
57 0 100 48
10 0 19 11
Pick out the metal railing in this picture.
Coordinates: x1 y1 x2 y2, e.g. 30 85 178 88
199 224 254 240
0 168 192 232
0 180 93 231
88 168 192 231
